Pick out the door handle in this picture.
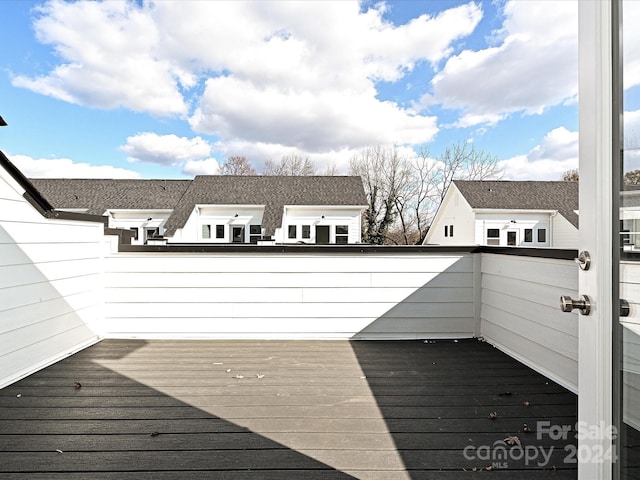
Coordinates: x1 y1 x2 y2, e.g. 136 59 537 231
560 295 591 315
621 299 630 317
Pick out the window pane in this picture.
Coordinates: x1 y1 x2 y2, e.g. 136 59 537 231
537 228 547 243
202 225 211 239
524 229 533 242
215 225 224 239
487 228 499 238
335 236 348 244
130 227 139 241
302 225 310 239
250 224 261 234
444 226 448 237
232 226 244 243
449 225 454 237
288 225 297 238
336 225 349 235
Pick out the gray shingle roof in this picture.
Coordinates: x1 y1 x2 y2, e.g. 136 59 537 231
163 176 367 236
453 180 579 228
30 176 367 236
30 179 192 215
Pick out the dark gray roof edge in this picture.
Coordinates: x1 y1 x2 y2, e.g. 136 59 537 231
115 242 577 260
0 150 106 224
1 150 53 213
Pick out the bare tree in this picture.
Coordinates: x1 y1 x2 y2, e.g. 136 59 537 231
351 142 502 245
263 154 316 175
561 169 579 181
433 141 502 203
322 162 339 176
397 146 439 244
219 156 257 175
349 145 410 244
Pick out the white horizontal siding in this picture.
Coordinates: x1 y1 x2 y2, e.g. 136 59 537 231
0 171 105 388
551 214 578 249
104 253 476 340
479 253 578 392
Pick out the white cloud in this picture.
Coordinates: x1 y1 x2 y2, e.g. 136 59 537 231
10 154 140 179
12 1 188 116
498 127 578 180
190 76 438 151
13 0 484 156
121 133 212 166
624 109 640 171
624 1 640 91
431 0 578 127
182 158 220 176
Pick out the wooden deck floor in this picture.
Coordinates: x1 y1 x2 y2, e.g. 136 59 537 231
0 339 577 479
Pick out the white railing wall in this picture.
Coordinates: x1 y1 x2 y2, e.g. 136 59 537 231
0 173 105 389
0 174 580 392
103 250 477 340
480 253 579 393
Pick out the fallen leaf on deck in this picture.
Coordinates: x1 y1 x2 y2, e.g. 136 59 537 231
522 423 533 433
504 435 522 447
234 375 244 379
256 374 265 379
486 465 493 471
55 449 63 454
16 394 21 398
488 411 498 419
150 431 160 437
226 369 232 373
74 382 82 389
523 401 531 407
498 391 512 396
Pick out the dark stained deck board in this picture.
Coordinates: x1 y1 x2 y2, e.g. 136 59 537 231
0 339 578 479
0 417 580 435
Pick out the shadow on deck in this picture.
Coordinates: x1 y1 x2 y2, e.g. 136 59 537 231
0 339 577 479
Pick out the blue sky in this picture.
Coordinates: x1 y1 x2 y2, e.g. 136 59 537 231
0 0 581 180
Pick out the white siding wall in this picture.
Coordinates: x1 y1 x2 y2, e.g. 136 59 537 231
551 214 579 249
0 172 105 388
103 252 476 339
282 207 363 244
479 253 579 392
426 187 475 245
475 213 551 247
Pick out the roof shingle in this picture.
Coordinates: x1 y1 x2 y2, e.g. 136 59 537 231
453 180 579 228
30 176 367 236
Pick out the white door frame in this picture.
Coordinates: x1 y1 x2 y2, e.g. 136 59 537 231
578 1 615 478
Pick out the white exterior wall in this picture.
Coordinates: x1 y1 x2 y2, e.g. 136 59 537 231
425 186 475 245
551 213 579 249
108 209 172 245
170 205 265 244
0 171 105 388
475 212 552 247
280 206 362 244
479 253 578 392
103 252 476 339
